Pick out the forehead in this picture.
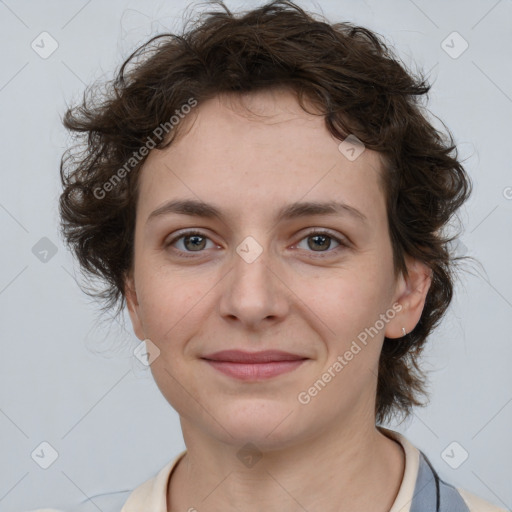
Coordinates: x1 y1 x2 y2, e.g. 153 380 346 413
136 89 387 228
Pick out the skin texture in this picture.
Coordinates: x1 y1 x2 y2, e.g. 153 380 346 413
125 88 432 512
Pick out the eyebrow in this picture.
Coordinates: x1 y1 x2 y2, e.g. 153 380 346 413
146 198 368 224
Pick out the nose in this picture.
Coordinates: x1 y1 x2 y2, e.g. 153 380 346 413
218 240 289 331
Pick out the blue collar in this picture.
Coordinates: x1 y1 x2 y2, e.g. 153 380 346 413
410 450 470 512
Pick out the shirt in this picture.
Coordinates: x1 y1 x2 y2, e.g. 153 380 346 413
29 427 506 512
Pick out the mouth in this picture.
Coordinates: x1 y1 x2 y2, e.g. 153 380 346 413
201 350 309 380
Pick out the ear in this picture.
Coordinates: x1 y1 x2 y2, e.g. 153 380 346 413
385 256 432 339
124 272 145 341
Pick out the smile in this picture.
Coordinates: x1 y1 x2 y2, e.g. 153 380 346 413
201 350 308 381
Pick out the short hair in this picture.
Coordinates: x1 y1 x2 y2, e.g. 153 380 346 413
59 0 472 425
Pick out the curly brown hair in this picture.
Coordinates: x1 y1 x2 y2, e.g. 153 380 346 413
59 0 471 425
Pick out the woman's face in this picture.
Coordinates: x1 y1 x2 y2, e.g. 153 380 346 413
126 89 426 449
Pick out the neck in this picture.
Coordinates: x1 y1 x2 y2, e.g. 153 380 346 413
167 421 405 512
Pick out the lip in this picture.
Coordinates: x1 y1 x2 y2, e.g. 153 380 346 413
201 350 308 380
203 350 306 363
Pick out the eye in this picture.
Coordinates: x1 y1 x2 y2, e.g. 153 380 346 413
165 228 349 258
295 229 348 256
165 230 216 256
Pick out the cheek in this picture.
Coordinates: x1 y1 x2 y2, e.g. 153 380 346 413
136 270 190 340
135 264 217 352
295 261 396 378
300 264 392 331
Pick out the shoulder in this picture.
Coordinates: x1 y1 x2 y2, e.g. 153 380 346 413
379 427 507 512
23 490 131 512
456 487 508 512
23 452 186 512
420 452 506 512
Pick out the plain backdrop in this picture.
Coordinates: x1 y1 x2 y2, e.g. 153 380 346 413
0 0 511 511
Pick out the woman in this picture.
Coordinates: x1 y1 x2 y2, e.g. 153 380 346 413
47 1 505 511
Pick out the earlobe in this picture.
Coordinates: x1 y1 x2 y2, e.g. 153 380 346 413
385 258 432 339
124 273 145 341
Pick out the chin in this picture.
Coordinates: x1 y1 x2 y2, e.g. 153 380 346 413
208 398 305 450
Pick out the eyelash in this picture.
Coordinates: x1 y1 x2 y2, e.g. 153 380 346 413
165 229 349 259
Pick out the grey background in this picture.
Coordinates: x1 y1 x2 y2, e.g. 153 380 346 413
0 0 511 510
